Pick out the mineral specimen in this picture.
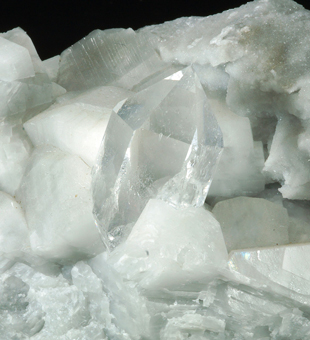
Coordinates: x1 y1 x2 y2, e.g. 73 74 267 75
2 0 310 339
92 66 223 248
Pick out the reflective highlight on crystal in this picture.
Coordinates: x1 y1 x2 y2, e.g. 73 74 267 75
92 67 223 248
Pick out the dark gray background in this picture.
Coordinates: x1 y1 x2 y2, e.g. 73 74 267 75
1 0 308 60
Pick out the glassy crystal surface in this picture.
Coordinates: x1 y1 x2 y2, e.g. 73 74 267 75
4 0 310 338
228 243 310 305
92 66 223 248
58 28 166 92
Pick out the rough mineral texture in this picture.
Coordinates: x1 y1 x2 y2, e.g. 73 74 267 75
2 0 310 339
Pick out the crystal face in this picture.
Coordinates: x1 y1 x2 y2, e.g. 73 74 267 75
4 0 310 339
213 197 290 252
92 66 223 248
58 28 167 92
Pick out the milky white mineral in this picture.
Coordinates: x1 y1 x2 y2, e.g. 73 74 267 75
213 197 290 252
2 0 310 339
109 199 228 289
17 146 104 260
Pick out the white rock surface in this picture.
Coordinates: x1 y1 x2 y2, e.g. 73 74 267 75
208 99 265 197
0 36 34 82
0 117 33 195
52 85 132 111
264 115 310 199
213 196 290 252
24 103 111 167
18 146 104 260
228 243 310 305
1 27 45 73
109 199 228 290
141 0 310 200
2 0 310 339
42 55 60 82
0 191 30 259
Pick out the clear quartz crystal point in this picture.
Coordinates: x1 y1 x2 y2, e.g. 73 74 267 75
92 66 223 248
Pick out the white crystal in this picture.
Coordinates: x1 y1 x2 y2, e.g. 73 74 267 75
2 27 45 73
264 115 310 199
24 103 111 167
3 0 310 338
0 36 34 82
228 243 310 304
18 146 104 259
54 85 132 111
0 191 30 258
0 117 33 195
213 197 290 252
42 55 60 82
88 253 151 339
208 99 265 197
109 199 228 290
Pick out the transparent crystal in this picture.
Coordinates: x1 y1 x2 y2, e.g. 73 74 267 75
58 28 166 92
228 243 310 306
92 67 223 248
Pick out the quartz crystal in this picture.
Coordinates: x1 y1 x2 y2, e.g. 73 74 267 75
92 66 223 248
4 0 310 339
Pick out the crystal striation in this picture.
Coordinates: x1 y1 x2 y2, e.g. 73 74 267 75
3 0 310 339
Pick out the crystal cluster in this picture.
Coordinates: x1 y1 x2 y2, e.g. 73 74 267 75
2 0 310 339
